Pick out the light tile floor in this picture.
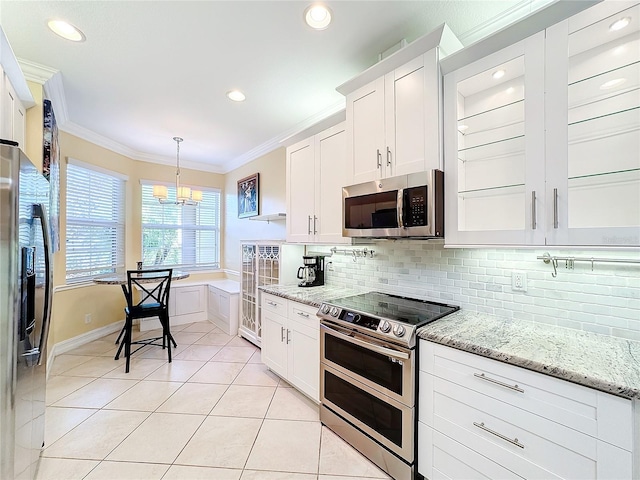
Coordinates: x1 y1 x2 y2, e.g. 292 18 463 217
37 321 392 480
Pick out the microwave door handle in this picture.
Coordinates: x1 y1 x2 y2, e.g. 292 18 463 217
32 203 52 366
320 323 409 360
397 188 404 228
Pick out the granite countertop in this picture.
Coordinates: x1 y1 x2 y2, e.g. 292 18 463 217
93 270 190 285
259 284 369 308
418 311 640 400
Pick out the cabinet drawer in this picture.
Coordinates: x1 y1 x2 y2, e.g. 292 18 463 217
261 293 287 314
418 421 524 479
423 372 633 480
419 341 632 450
288 301 319 329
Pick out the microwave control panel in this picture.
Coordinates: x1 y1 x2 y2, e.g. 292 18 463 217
405 186 427 227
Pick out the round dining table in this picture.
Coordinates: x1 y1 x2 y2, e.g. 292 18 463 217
93 269 190 299
93 270 190 286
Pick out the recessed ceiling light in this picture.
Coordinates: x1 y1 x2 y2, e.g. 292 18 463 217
47 19 85 42
304 4 332 30
600 78 626 90
492 69 506 80
227 90 246 102
609 17 631 32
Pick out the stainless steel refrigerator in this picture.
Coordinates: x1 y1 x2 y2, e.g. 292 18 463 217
0 142 53 480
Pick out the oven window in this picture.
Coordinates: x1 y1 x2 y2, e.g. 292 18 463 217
345 191 398 229
325 333 403 395
324 370 403 447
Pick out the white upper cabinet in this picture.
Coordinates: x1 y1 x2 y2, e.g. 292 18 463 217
346 49 443 184
444 1 640 247
347 77 385 184
545 1 640 246
286 122 350 245
444 33 546 246
1 66 27 148
339 25 463 185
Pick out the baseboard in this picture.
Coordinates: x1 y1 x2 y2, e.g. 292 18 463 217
47 320 125 379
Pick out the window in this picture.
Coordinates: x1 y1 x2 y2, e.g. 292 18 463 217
141 183 220 270
65 160 126 283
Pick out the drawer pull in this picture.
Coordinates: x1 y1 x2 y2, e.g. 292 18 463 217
473 422 525 449
267 301 278 307
296 311 310 318
474 373 524 393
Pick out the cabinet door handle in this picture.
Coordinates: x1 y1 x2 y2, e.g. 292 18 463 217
553 188 559 229
281 326 285 342
267 301 278 307
308 215 312 235
286 329 291 344
473 422 525 449
313 216 318 235
377 149 382 168
296 311 310 318
474 372 524 393
386 146 391 166
531 191 537 230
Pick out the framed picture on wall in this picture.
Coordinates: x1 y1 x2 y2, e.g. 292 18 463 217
237 173 259 218
43 99 60 252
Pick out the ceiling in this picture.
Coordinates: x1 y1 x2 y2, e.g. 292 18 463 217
1 1 545 173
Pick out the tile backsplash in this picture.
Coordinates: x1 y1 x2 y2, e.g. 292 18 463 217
313 241 640 341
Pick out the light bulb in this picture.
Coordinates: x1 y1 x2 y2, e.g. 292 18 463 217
609 17 631 32
600 78 626 90
492 69 506 80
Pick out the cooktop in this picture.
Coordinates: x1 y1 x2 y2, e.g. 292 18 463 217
324 291 459 326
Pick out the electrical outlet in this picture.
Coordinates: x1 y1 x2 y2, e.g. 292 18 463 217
84 313 92 324
511 271 527 292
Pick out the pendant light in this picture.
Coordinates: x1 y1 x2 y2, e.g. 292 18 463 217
153 137 202 206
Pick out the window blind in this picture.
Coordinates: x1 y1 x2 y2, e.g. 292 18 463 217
65 163 125 282
141 183 220 270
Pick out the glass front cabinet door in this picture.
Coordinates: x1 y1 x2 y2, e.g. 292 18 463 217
444 1 640 247
444 32 546 245
546 1 640 246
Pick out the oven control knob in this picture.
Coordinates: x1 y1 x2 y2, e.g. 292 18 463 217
330 307 339 317
320 304 330 315
393 324 406 337
379 320 391 333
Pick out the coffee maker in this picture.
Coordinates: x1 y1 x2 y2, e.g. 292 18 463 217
297 255 325 287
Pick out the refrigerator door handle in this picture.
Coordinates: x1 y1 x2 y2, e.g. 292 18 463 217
32 204 52 366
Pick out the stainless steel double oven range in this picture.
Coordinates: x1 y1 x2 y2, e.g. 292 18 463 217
317 292 459 480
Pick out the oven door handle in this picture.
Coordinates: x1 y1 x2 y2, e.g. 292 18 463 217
321 323 410 360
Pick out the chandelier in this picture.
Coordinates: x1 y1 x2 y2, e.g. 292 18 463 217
152 137 202 206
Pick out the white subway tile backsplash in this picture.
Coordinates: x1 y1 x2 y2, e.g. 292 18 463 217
320 240 640 342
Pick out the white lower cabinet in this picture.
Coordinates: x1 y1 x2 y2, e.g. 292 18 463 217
207 282 239 336
261 293 319 402
418 340 634 480
139 283 208 331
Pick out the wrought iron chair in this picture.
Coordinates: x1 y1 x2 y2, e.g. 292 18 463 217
114 268 177 373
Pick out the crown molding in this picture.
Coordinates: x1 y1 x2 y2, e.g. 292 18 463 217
0 29 34 106
222 99 346 174
18 59 71 125
60 121 224 174
457 0 555 45
18 58 57 84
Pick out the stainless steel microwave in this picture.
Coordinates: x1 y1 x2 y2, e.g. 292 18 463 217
342 170 444 238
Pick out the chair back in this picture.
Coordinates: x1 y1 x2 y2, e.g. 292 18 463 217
125 268 173 310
